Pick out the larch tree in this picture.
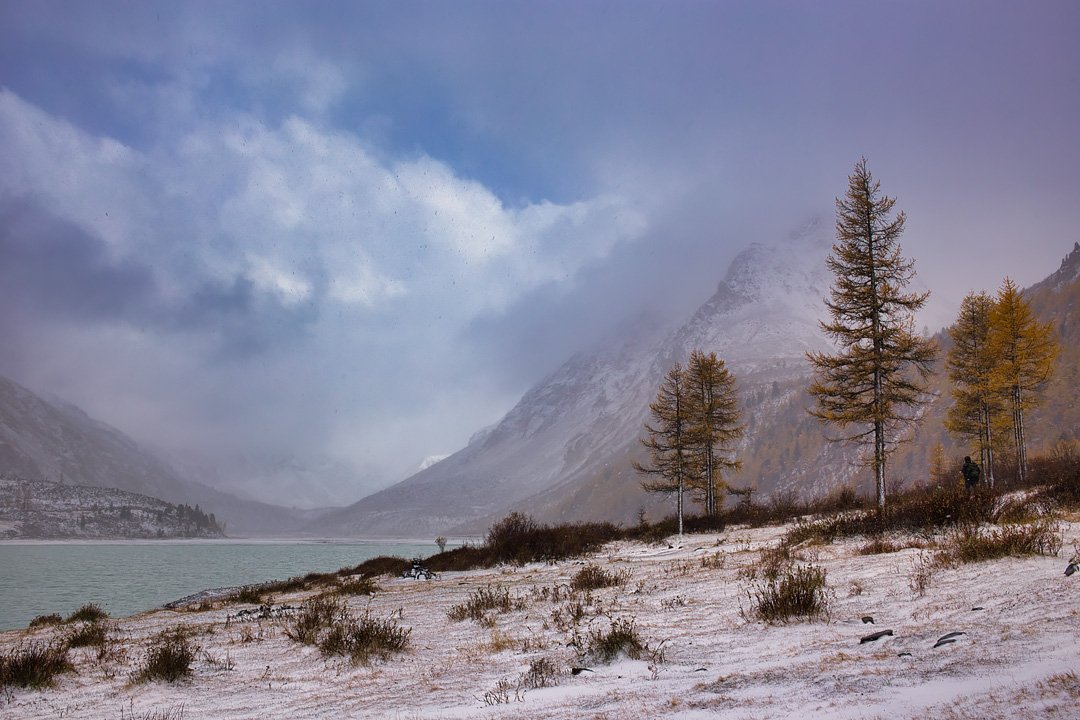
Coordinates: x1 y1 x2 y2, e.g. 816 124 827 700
987 277 1059 484
634 361 693 535
807 158 937 509
945 291 1005 487
684 349 744 515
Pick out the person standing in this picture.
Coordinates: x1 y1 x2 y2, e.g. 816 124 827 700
962 456 981 490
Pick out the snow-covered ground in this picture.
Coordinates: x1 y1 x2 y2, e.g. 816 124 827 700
3 518 1078 719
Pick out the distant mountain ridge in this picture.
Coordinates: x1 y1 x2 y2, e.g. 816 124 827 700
313 218 847 536
0 474 225 539
0 375 315 535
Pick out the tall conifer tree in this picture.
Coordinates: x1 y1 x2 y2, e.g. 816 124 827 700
684 350 744 515
987 277 1059 484
807 158 936 509
945 291 1004 487
635 361 693 535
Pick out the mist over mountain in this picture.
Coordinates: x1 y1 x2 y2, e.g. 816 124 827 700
312 218 850 536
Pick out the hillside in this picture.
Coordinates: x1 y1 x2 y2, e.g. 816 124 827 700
0 474 225 539
0 376 316 536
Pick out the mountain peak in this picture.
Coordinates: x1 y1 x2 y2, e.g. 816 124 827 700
1030 241 1080 294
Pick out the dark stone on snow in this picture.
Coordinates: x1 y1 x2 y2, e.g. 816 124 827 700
861 615 874 624
933 631 966 648
1065 562 1078 577
571 667 594 676
860 629 894 644
897 652 913 657
971 607 984 611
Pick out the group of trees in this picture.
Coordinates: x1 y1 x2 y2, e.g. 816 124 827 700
633 350 743 534
637 157 1060 521
945 281 1058 486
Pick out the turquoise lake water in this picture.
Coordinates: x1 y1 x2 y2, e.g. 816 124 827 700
0 539 439 630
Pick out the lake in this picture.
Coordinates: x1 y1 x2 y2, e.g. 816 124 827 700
0 539 441 631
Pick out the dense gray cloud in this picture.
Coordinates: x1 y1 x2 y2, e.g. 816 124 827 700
1 1 1078 506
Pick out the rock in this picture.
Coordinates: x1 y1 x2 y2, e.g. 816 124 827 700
861 615 874 624
571 667 594 676
1065 562 1078 577
860 629 893 643
933 631 966 648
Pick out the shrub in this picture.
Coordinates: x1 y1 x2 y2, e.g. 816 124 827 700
519 656 560 689
907 551 935 598
337 555 410 579
317 611 411 664
336 577 380 596
858 536 925 555
66 603 108 624
583 618 647 663
225 586 264 605
287 595 344 645
65 621 109 649
940 519 1062 565
447 584 514 622
750 564 830 624
27 614 64 629
570 564 625 592
134 628 197 683
0 641 73 689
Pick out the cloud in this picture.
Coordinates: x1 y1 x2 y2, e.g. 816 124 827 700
0 86 647 499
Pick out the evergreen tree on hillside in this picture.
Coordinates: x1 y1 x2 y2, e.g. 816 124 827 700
946 291 1006 487
807 158 937 509
684 350 744 515
634 361 693 535
988 277 1059 484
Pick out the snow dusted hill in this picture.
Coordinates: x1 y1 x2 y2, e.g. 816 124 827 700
0 376 313 536
0 475 224 539
314 219 847 537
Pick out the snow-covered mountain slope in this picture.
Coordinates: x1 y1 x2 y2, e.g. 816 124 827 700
0 375 313 536
313 219 845 537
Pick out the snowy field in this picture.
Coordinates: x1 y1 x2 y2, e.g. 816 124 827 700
3 519 1079 719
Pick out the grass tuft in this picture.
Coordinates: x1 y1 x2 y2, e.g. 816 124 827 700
446 584 515 622
27 613 64 629
583 618 649 663
750 564 830 624
134 628 197 683
939 519 1062 565
318 611 411 664
0 641 73 689
66 603 108 624
286 595 344 645
570 564 626 592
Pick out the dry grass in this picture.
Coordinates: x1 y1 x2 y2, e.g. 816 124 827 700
0 640 73 689
133 628 197 684
749 564 831 624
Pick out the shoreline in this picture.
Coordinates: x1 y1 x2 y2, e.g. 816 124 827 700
3 521 1079 719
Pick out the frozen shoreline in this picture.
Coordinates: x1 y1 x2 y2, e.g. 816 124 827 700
3 521 1079 719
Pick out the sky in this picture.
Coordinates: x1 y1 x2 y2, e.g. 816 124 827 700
1 1 1078 507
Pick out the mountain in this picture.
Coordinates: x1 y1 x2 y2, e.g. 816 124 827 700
0 375 316 535
0 474 226 539
313 218 851 537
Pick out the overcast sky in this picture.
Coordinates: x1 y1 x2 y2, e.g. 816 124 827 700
1 1 1078 504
